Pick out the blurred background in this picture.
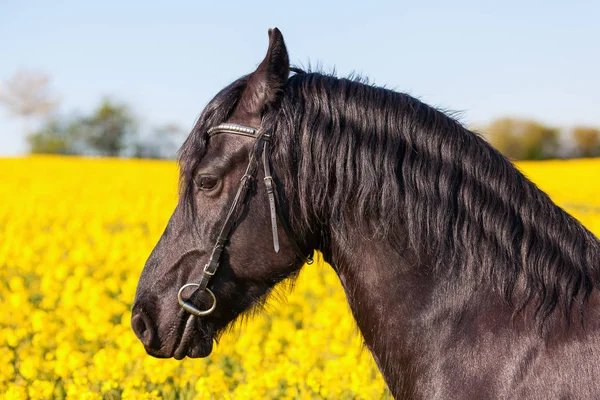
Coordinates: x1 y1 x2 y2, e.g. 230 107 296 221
1 0 599 160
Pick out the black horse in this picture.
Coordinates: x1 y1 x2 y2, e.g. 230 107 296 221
132 28 600 399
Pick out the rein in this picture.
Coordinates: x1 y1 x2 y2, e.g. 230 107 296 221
177 123 313 317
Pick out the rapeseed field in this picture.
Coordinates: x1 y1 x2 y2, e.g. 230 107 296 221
1 156 599 399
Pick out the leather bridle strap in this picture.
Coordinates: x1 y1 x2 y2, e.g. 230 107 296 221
197 157 257 292
262 139 280 253
262 139 313 265
177 123 312 317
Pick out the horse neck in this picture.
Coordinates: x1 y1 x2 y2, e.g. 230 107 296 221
322 229 523 398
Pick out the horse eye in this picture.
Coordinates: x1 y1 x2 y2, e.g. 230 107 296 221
197 176 218 191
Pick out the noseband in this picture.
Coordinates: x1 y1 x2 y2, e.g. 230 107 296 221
177 123 313 317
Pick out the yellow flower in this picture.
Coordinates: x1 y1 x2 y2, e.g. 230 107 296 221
4 384 27 400
28 380 54 400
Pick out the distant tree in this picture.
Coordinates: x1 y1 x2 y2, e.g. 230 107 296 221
484 119 522 159
486 118 559 160
132 123 184 159
27 117 78 154
0 70 61 152
0 69 60 118
83 99 137 157
572 126 600 158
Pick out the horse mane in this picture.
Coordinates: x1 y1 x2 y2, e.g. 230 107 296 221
179 69 600 323
267 70 600 322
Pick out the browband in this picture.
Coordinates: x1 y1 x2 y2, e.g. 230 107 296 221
207 123 270 139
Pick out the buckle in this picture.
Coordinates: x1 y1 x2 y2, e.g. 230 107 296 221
264 176 275 193
203 263 215 276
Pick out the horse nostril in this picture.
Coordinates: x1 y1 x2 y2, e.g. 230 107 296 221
131 311 156 348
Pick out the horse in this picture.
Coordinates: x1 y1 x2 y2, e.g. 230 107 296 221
131 28 600 399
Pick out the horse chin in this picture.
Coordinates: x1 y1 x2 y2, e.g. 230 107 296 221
173 336 213 360
172 315 214 360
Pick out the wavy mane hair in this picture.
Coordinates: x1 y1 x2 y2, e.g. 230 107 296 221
179 70 600 323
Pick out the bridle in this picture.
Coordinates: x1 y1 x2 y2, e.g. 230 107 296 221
177 122 313 317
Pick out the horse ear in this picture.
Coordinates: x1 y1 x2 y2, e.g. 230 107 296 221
232 28 290 123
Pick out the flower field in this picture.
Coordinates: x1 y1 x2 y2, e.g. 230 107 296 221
1 156 599 399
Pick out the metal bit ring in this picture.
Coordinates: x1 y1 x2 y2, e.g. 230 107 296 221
177 283 216 316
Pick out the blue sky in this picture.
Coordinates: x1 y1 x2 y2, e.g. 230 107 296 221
1 0 599 155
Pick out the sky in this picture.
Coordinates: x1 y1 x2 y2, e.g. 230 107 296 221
1 0 599 155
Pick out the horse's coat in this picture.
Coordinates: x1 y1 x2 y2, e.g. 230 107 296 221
132 28 600 399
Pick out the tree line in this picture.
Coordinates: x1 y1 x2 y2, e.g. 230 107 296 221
24 99 183 159
0 70 182 159
482 119 600 160
1 70 599 160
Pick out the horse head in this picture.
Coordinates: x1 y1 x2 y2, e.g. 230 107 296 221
131 28 315 359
